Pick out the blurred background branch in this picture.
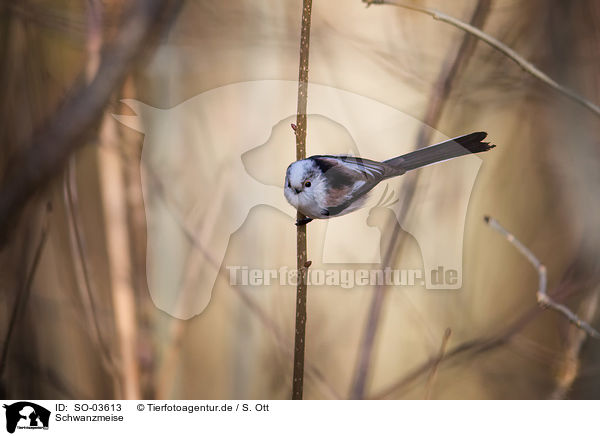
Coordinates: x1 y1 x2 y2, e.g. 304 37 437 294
551 288 599 399
61 0 121 393
2 0 600 400
424 328 451 399
138 158 341 399
0 0 183 245
485 216 600 339
364 0 600 117
351 0 492 400
372 251 600 399
0 203 51 394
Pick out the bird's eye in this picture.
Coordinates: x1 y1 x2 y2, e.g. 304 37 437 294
287 181 291 188
304 180 311 188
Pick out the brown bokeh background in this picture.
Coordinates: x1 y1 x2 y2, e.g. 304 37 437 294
1 0 600 399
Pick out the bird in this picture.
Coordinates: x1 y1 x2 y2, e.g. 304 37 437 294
284 131 495 225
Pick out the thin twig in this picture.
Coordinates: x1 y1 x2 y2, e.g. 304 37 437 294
425 328 452 399
0 202 52 380
363 0 600 117
292 0 313 401
484 216 600 338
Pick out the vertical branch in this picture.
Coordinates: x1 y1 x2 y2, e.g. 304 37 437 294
62 0 121 393
98 115 141 399
292 0 313 400
119 79 157 400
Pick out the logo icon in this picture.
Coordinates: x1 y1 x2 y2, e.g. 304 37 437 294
3 402 50 434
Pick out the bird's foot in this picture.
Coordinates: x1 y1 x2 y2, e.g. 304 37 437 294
295 217 313 226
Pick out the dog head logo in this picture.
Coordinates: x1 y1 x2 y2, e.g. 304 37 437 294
3 402 50 433
114 80 484 319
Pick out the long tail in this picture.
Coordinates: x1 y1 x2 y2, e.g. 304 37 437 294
384 132 495 172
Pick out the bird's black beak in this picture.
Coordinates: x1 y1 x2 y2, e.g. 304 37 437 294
294 188 301 194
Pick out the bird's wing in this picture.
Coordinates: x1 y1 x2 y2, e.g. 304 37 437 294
310 155 389 216
315 156 389 181
311 155 389 183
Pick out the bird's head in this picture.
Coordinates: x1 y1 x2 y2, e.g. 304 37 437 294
284 159 321 209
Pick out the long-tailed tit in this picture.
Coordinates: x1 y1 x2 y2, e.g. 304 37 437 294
284 131 495 225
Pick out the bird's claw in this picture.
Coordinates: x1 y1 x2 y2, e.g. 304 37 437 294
295 217 313 226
